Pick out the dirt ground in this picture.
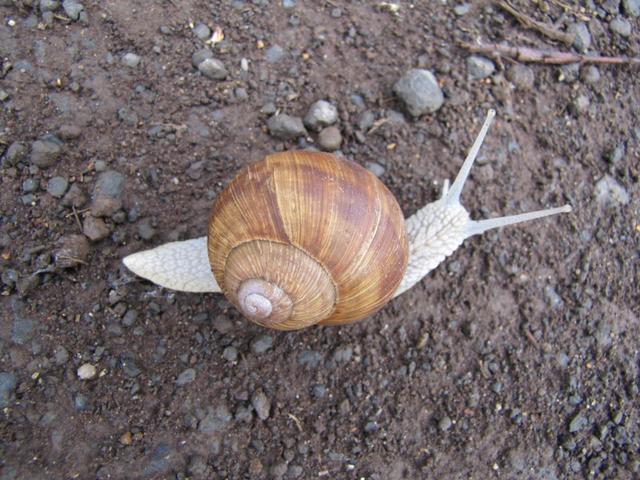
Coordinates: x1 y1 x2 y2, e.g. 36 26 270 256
0 0 638 479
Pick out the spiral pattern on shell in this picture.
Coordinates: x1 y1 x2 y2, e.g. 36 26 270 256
207 151 408 330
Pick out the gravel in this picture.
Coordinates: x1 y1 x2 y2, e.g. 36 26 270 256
122 53 141 67
304 100 338 130
191 48 213 67
297 350 322 367
267 114 307 139
58 124 82 140
40 0 60 11
53 234 90 269
62 0 83 20
467 55 495 80
91 170 124 217
365 161 385 177
595 175 630 206
317 126 342 151
30 135 63 168
610 17 632 37
223 346 238 361
622 0 640 16
0 372 17 408
137 218 156 240
77 363 97 380
176 368 196 386
61 184 87 208
569 412 589 433
581 65 601 84
193 23 211 40
393 69 444 116
438 416 453 432
569 22 591 52
22 178 39 193
250 334 274 354
53 345 69 365
252 390 271 420
47 176 69 198
265 44 285 63
198 58 227 80
4 142 26 166
83 217 111 241
199 405 232 433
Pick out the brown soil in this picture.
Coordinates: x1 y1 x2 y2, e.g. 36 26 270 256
1 1 638 479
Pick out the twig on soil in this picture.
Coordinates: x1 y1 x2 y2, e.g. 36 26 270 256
460 42 640 65
287 413 303 432
495 0 574 45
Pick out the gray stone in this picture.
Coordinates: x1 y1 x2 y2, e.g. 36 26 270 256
569 412 589 433
74 393 88 411
83 217 111 241
47 176 68 198
357 110 375 131
40 0 60 11
282 0 297 8
12 316 35 345
122 309 138 327
0 89 8 101
53 234 90 269
393 69 444 116
453 3 470 15
53 345 69 365
62 0 83 20
610 17 632 37
365 161 385 177
61 184 87 208
297 350 322 367
4 142 27 166
30 136 63 168
212 314 233 333
267 114 307 139
223 346 238 362
58 124 82 140
117 107 138 126
569 22 591 52
304 100 338 130
198 58 227 80
137 218 156 240
250 334 274 354
265 44 285 63
176 368 196 386
199 405 232 433
193 23 211 40
317 126 342 151
91 170 124 217
595 175 630 206
122 52 141 67
571 95 590 115
22 178 39 193
191 48 213 67
467 55 495 80
439 416 452 432
623 0 640 16
332 345 353 363
120 354 141 378
603 0 621 14
0 372 17 408
252 390 271 420
143 443 172 477
582 65 601 84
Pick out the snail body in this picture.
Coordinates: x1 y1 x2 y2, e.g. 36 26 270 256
123 110 572 330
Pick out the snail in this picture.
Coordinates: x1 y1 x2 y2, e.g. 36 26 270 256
123 110 572 330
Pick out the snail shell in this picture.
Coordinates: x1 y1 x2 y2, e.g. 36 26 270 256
207 151 409 330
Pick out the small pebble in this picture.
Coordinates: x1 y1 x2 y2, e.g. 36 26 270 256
393 69 444 116
569 22 591 52
569 412 589 433
137 218 156 240
73 393 88 411
22 178 39 193
83 216 111 241
453 3 470 15
304 100 338 130
267 114 307 139
439 416 453 432
317 126 342 151
251 334 274 354
252 390 271 420
191 49 213 67
622 0 640 17
467 55 495 80
595 175 630 206
58 124 82 140
581 65 601 84
610 17 632 37
61 184 87 208
571 95 590 115
47 176 69 198
91 170 124 217
176 368 196 386
53 234 90 269
222 346 238 362
122 53 141 67
365 161 385 177
62 0 83 20
199 405 232 433
0 372 17 408
40 0 60 12
53 345 69 365
193 23 211 40
4 142 27 166
77 363 97 380
30 135 63 169
198 58 227 80
120 431 133 445
265 44 285 63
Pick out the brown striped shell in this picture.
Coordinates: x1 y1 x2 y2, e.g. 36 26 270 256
207 151 408 330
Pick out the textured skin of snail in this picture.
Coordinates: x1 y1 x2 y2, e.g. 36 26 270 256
207 151 409 331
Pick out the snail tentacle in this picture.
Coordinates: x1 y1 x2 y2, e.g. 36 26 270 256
395 109 572 297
